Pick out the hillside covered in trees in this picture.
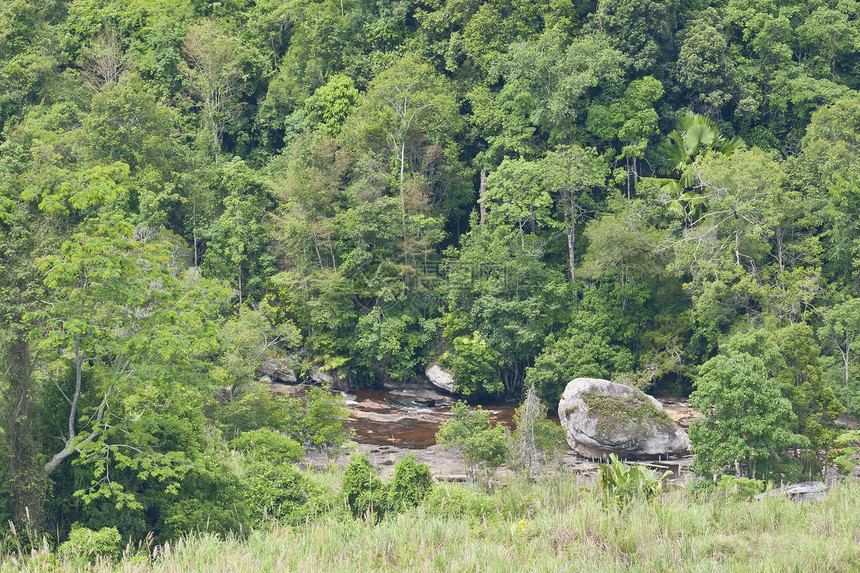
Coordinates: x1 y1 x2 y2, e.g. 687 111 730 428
2 0 860 547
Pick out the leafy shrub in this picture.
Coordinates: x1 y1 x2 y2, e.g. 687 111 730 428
717 475 765 501
596 454 671 503
423 483 498 522
216 383 303 436
59 525 122 562
831 430 860 474
243 462 334 526
221 386 351 455
387 454 433 512
436 401 508 482
159 456 248 540
439 330 502 395
299 387 352 454
230 428 303 464
341 453 387 520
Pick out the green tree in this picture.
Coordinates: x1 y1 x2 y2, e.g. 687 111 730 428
770 323 843 475
669 147 818 342
34 214 229 506
592 0 675 74
387 454 433 512
690 337 807 480
201 158 274 304
0 0 60 136
305 74 360 137
341 452 387 520
439 330 502 396
442 219 567 394
651 112 744 221
211 302 300 397
798 93 860 288
471 28 624 162
819 298 860 417
0 203 50 525
82 74 184 228
436 401 508 482
484 158 553 251
299 387 352 455
675 14 737 116
585 77 662 198
508 385 567 478
541 145 609 281
341 53 466 240
180 19 249 161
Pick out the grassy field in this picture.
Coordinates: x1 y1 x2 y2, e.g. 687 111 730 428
3 469 859 572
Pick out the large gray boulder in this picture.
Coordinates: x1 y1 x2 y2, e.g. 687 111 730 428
557 378 690 459
258 359 297 384
425 364 456 394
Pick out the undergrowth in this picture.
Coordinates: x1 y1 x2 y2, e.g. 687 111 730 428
2 469 858 572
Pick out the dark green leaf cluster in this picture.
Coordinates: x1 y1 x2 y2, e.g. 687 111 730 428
342 453 433 521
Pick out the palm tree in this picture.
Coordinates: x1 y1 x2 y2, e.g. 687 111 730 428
652 113 744 221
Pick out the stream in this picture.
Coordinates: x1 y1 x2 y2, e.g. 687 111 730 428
347 387 519 448
270 381 698 481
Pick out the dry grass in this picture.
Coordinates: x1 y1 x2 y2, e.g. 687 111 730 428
3 473 859 572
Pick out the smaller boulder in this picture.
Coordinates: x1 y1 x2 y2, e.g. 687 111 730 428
309 367 335 386
425 364 456 394
389 387 453 408
754 481 827 502
850 463 860 479
258 359 297 384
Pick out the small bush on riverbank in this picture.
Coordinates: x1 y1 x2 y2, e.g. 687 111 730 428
387 454 433 512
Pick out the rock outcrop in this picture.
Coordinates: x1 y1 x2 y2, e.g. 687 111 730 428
309 367 335 386
557 378 690 459
258 359 297 384
425 363 456 394
389 387 453 408
754 481 827 502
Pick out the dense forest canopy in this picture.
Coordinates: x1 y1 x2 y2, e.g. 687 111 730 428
1 0 859 543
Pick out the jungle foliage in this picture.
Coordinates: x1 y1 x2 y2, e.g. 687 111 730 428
1 0 860 545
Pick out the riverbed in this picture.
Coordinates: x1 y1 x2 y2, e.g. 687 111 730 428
268 380 697 481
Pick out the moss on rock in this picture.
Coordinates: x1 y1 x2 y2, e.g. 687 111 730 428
581 390 673 443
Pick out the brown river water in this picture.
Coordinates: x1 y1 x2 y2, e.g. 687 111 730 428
347 387 522 448
272 383 701 448
271 382 699 479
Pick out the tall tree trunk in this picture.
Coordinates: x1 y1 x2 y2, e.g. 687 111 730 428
399 139 408 261
237 226 243 306
238 261 243 306
399 141 406 185
566 192 577 283
626 156 631 199
211 113 220 163
3 336 45 526
479 170 487 225
192 196 199 268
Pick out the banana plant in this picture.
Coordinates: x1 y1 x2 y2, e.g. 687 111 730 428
596 454 672 503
